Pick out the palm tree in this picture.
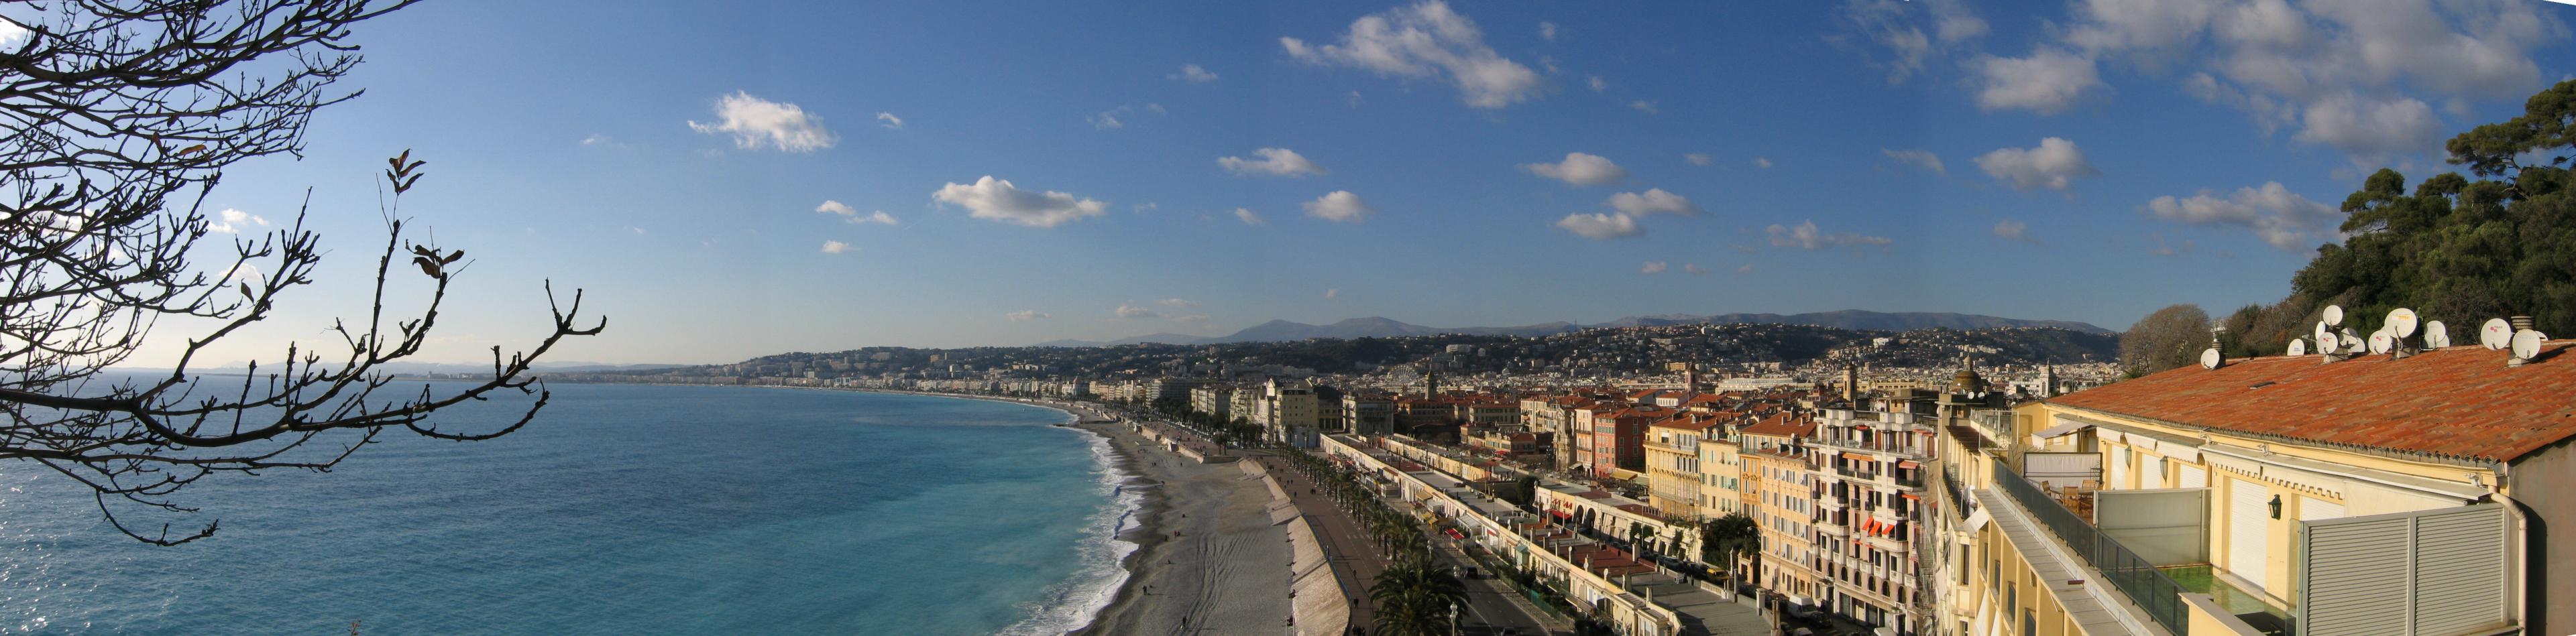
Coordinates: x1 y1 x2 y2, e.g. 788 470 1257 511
1368 556 1469 636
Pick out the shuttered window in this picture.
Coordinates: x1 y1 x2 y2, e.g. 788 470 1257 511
2297 503 2513 636
2228 479 2270 590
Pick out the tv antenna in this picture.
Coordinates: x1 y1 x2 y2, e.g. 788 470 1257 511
2424 320 2451 349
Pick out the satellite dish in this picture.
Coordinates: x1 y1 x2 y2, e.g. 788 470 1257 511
2324 305 2345 326
2369 330 2395 355
2388 308 2418 338
2425 320 2451 348
2200 348 2223 369
2288 338 2308 356
2512 330 2546 361
2342 332 2366 353
2314 322 2335 349
2482 318 2514 350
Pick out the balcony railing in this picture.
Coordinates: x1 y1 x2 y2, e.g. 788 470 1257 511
1992 462 2188 636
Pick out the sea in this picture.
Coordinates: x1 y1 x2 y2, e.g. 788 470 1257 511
0 383 1141 635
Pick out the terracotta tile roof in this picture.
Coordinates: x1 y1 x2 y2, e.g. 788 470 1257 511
2048 343 2576 462
1739 412 1817 438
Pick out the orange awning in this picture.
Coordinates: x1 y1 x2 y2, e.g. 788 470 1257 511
1841 452 1876 462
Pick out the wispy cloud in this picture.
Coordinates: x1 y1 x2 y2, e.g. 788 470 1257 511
1323 288 1339 300
1976 137 2097 191
1882 148 1945 174
2144 182 2339 251
1233 208 1266 225
1606 189 1698 216
1993 218 2034 243
1767 220 1891 249
1522 152 1628 186
820 240 852 254
1282 1 1543 109
1007 310 1051 322
876 112 905 129
687 91 836 152
1114 304 1161 319
1683 153 1712 166
1640 261 1669 274
1219 147 1329 177
932 176 1108 228
1302 191 1373 222
818 200 899 225
1171 64 1219 83
1555 213 1641 239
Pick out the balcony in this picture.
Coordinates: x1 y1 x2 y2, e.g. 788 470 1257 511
1992 462 2191 635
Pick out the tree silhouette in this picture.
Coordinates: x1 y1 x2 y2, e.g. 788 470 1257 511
0 1 601 544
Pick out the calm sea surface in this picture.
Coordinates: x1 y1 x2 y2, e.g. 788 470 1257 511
0 383 1135 635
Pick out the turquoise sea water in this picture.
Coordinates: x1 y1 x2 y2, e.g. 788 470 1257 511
0 384 1135 635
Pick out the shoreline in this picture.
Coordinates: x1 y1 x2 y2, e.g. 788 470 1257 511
824 389 1294 635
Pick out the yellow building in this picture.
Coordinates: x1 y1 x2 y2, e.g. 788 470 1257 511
1936 340 2573 636
1645 414 1720 519
1742 413 1824 606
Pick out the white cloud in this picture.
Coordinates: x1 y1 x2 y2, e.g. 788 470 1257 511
820 240 851 254
1282 1 1544 109
624 226 647 235
1767 220 1892 249
0 19 26 48
1172 64 1219 83
1539 21 1558 42
1605 189 1698 216
1158 298 1201 308
1218 147 1329 177
687 91 836 152
1838 0 1989 82
876 112 904 129
2145 181 2341 251
1114 304 1160 319
1629 100 1659 114
1522 152 1628 186
932 176 1109 228
1555 212 1641 239
1882 148 1946 174
1323 288 1339 300
1233 208 1266 225
1972 48 2102 115
2292 92 2442 167
818 200 898 225
1007 310 1050 322
1993 218 2033 243
1974 137 2099 191
1640 261 1668 274
1684 263 1711 275
1753 157 1774 169
579 134 610 146
1736 263 1755 273
1090 109 1125 130
1302 191 1373 222
1683 153 1712 166
208 208 269 233
1588 76 1608 92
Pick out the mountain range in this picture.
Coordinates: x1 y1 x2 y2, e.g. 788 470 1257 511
1033 310 2112 346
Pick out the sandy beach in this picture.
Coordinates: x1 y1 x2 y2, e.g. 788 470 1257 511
1073 420 1292 635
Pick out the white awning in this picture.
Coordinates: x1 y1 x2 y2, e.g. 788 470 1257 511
2032 420 2092 440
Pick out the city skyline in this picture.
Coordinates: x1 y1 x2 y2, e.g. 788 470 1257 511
97 0 2576 367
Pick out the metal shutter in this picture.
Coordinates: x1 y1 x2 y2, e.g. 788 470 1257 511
2229 479 2269 590
2296 503 2512 636
2179 465 2207 489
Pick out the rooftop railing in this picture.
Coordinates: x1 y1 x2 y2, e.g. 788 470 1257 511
1992 462 2188 636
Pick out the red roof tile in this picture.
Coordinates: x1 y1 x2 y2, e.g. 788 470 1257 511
2048 343 2576 462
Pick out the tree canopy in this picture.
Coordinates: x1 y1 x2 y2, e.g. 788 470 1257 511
0 0 600 544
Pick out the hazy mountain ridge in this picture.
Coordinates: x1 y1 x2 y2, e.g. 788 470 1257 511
1036 310 2109 346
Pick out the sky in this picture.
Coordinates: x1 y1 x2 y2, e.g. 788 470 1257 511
64 0 2576 367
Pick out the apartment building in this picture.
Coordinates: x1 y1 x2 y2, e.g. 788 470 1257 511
1744 413 1824 606
1932 338 2576 636
1188 384 1233 421
1342 391 1396 436
1811 393 1944 633
1646 414 1718 519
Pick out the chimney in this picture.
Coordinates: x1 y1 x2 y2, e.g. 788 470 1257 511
2510 316 2536 367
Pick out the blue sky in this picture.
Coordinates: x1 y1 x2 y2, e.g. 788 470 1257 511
121 0 2576 366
